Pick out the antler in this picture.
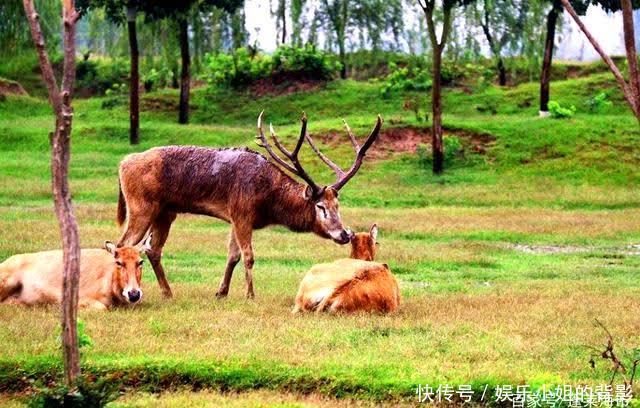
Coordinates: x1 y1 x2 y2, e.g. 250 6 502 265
256 111 322 195
305 115 383 191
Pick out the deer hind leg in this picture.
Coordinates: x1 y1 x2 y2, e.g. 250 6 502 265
233 223 255 299
117 198 158 247
147 210 177 299
215 226 241 299
0 273 21 303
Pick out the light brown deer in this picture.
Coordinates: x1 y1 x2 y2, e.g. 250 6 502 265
293 224 400 314
0 239 149 310
116 112 382 299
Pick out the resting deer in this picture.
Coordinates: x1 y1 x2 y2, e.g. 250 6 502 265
0 239 149 310
293 223 400 314
116 112 382 299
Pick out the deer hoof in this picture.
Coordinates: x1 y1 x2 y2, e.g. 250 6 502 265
215 291 228 299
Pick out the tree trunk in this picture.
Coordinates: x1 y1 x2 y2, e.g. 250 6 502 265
280 0 287 45
179 18 190 125
23 0 82 386
497 57 506 86
539 6 558 115
431 46 444 174
127 6 139 144
338 41 347 79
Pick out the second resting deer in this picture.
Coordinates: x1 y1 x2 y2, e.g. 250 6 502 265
293 224 400 314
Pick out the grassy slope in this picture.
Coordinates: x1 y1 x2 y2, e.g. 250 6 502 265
1 72 639 402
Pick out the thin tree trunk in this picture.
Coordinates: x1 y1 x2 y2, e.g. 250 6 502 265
338 41 347 79
179 18 190 125
497 57 506 86
539 6 559 115
431 46 444 174
561 0 639 119
280 0 287 45
23 0 82 386
127 6 139 144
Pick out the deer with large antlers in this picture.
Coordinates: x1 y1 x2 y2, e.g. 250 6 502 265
116 112 382 299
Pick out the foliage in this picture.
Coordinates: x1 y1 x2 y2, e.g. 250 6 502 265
548 100 576 118
142 67 174 92
380 65 432 98
585 92 612 113
75 59 129 96
57 320 93 350
417 136 464 168
205 45 340 89
271 45 341 80
27 375 119 408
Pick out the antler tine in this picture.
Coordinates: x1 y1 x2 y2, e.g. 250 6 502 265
343 119 360 151
269 123 292 158
330 115 383 191
305 133 345 178
256 111 297 175
257 112 321 194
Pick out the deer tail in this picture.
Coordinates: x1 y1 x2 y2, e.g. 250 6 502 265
117 181 127 227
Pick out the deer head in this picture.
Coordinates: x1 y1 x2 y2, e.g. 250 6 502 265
257 112 382 245
104 236 151 304
350 223 379 261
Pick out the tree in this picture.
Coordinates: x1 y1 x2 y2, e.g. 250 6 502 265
418 0 475 174
77 0 142 144
147 0 243 124
561 0 640 122
474 0 529 86
320 0 349 78
539 0 589 115
290 0 307 46
272 0 287 45
23 0 82 385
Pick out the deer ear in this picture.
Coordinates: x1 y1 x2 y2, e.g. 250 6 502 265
302 185 314 200
139 234 153 254
104 241 117 255
370 223 378 241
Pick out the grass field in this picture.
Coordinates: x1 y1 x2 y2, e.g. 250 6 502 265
1 70 640 405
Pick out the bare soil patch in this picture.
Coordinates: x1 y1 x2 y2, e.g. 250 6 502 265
312 125 495 159
249 71 326 97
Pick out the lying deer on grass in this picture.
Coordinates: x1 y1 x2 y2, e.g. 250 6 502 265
0 239 149 310
116 112 382 299
293 224 400 314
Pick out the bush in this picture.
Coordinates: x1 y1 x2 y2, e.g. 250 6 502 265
27 375 120 408
417 136 463 168
548 100 576 119
76 59 128 96
271 45 341 81
380 64 432 98
142 67 174 92
205 45 340 89
585 92 612 113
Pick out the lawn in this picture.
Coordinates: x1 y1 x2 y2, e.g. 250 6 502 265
1 72 639 405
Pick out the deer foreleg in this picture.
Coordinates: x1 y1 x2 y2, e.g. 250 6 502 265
233 224 255 299
216 227 241 298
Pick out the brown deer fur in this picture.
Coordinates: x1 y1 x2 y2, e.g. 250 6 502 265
116 113 382 300
293 224 400 314
0 242 146 310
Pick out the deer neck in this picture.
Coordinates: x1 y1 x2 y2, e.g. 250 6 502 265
270 180 316 233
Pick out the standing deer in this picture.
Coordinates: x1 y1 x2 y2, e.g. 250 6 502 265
116 112 382 299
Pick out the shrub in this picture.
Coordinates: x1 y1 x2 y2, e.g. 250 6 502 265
142 67 174 92
76 59 128 96
27 375 120 408
380 64 432 98
585 92 612 113
548 100 576 119
271 44 341 80
205 45 340 89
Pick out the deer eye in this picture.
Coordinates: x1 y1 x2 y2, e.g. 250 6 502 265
316 204 327 219
137 260 144 266
115 261 123 267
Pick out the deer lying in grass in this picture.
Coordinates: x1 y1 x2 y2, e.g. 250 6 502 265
293 224 400 314
116 112 382 299
0 239 149 310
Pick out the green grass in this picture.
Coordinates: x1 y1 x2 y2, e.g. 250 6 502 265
1 69 640 404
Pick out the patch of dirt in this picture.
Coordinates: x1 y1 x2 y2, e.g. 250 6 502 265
312 125 495 159
249 71 326 97
0 78 28 97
